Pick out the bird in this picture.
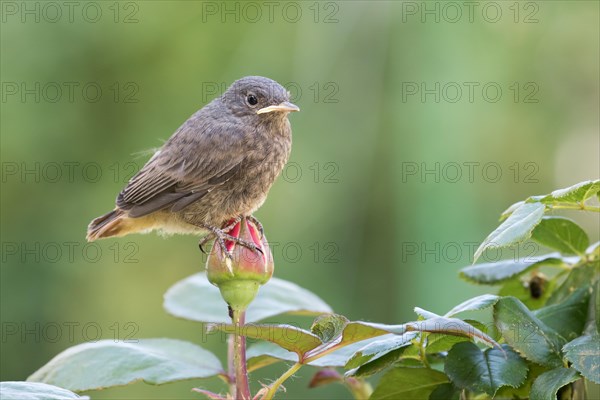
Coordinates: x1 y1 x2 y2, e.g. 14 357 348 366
87 76 299 255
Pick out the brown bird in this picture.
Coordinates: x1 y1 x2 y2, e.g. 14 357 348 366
87 76 299 254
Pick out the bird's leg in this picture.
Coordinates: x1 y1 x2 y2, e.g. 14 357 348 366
222 216 243 233
198 215 242 254
198 217 242 254
198 219 263 258
246 215 264 239
198 225 231 257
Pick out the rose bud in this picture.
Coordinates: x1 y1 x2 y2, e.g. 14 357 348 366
207 218 274 311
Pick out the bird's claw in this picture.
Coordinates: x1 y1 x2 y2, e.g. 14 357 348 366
198 219 263 259
247 215 264 239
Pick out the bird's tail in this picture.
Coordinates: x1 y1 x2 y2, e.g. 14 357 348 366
87 209 126 241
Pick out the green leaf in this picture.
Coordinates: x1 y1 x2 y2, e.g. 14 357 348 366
428 383 459 400
460 254 563 284
164 272 332 323
495 361 547 399
247 336 390 370
444 294 500 317
424 333 470 355
223 315 497 368
528 180 600 205
406 320 491 357
27 339 223 391
444 342 528 396
531 217 589 255
404 317 499 348
547 261 599 305
500 201 525 220
208 323 323 357
474 202 545 262
563 334 600 384
0 382 87 399
530 367 580 400
347 347 414 378
310 314 348 342
494 297 566 367
370 367 449 400
414 307 441 319
344 332 418 370
534 288 591 341
303 320 407 363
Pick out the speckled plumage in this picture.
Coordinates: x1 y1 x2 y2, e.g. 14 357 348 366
87 76 296 241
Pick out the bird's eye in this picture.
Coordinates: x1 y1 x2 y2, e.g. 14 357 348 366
246 94 258 106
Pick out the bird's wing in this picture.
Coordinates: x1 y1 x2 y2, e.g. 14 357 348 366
116 118 246 218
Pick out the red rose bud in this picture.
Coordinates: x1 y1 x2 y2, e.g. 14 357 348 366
207 218 274 311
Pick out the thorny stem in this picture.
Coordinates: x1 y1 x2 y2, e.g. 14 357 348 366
263 363 302 400
231 309 251 400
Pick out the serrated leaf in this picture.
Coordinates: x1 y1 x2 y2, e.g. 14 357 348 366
303 320 407 363
461 254 563 284
225 315 497 369
346 347 413 378
208 323 322 357
563 334 600 384
370 367 449 400
444 342 528 396
547 261 599 305
246 336 389 370
214 319 399 364
413 320 492 356
530 367 580 400
344 332 418 370
429 383 459 400
404 317 499 349
164 272 332 323
424 333 470 355
528 180 600 205
531 217 589 255
0 382 87 400
500 201 526 220
414 307 440 319
474 202 545 262
534 288 591 341
494 297 566 367
445 294 500 317
495 361 547 399
27 339 223 391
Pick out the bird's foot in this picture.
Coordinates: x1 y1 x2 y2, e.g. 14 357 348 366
246 215 264 238
198 218 263 259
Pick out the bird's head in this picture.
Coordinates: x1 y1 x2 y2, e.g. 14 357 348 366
221 76 300 121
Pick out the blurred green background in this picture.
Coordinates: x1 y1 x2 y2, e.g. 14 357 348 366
1 1 599 399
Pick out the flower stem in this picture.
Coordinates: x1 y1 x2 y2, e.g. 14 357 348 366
227 334 236 397
263 363 302 400
231 309 251 400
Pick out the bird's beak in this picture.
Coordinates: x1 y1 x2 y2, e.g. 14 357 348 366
256 101 300 114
